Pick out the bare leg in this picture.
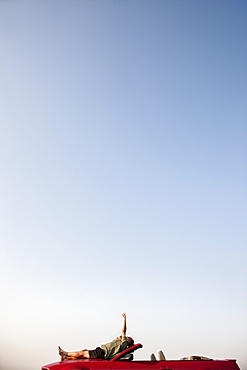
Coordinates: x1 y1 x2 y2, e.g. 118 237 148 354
67 350 90 358
58 347 90 361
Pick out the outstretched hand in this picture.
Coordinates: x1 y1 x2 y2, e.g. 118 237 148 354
122 312 126 319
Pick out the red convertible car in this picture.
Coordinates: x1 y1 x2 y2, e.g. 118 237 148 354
41 343 240 370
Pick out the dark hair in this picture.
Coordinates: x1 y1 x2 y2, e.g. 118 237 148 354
127 337 134 347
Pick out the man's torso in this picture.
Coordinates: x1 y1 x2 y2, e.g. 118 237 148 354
101 337 127 360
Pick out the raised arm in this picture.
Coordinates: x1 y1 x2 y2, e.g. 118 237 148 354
121 312 127 336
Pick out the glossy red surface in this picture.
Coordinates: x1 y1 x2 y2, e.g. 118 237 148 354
41 344 240 370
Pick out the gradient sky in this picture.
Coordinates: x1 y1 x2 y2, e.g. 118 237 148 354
0 1 246 370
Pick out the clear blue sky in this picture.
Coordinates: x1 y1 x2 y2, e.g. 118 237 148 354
0 1 246 370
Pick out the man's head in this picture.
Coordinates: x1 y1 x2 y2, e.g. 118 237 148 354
126 336 134 347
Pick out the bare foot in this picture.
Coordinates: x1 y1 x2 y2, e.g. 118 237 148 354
58 346 68 361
